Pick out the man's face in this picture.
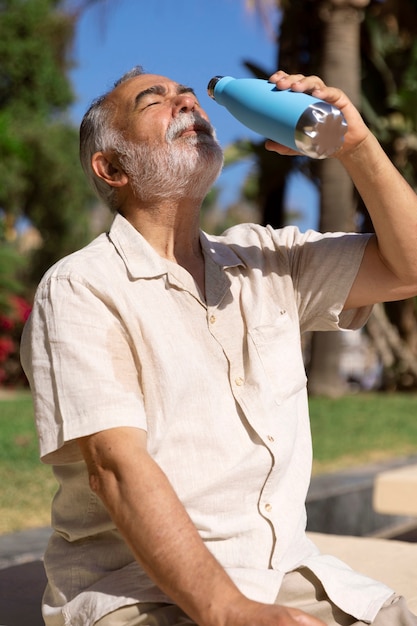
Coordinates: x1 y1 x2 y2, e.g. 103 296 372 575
108 73 217 149
106 73 223 202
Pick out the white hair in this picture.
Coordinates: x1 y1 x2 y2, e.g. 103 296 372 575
79 66 223 211
79 66 145 211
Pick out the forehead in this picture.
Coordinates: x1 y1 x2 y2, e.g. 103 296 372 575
108 73 194 110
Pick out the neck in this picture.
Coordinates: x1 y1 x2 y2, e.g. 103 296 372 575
122 193 203 254
120 195 206 294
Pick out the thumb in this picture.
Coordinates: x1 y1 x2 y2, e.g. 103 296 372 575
293 609 327 626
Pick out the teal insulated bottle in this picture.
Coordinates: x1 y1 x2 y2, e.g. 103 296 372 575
207 76 347 159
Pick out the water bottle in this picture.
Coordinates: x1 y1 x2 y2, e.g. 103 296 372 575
207 76 347 159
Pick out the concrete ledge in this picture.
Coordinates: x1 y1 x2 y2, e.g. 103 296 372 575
0 560 46 626
0 529 416 624
1 457 417 624
308 532 417 613
0 527 50 626
307 455 417 537
374 463 417 516
0 526 51 570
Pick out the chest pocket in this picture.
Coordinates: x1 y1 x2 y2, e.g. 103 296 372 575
248 312 307 405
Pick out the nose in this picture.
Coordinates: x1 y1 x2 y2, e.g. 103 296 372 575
173 93 197 116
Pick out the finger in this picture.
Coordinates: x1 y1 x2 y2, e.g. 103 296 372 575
292 608 327 625
277 74 326 95
264 139 298 156
268 70 290 83
269 71 307 90
272 73 347 110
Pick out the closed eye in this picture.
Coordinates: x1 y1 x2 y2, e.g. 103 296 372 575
134 83 198 111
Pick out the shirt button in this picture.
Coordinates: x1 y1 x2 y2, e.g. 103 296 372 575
235 376 244 386
209 315 216 324
267 435 275 443
265 503 272 513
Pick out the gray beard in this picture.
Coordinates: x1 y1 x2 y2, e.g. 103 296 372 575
118 113 224 203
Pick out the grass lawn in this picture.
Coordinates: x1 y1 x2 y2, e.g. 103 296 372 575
1 390 417 534
0 392 56 534
309 392 417 474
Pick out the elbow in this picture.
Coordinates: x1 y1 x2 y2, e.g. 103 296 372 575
81 450 117 502
85 460 120 502
88 468 103 496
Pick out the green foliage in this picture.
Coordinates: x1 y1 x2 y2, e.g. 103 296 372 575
21 121 94 281
0 0 97 389
0 0 75 117
0 241 23 310
0 0 95 289
0 111 31 211
361 2 417 185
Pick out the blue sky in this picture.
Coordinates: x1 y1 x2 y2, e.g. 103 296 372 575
69 0 318 228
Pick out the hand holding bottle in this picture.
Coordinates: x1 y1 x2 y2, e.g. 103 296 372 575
208 71 348 159
264 71 370 159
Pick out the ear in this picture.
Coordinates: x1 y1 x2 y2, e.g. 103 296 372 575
91 152 129 188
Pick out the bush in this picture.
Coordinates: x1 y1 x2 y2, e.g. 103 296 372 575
0 294 31 387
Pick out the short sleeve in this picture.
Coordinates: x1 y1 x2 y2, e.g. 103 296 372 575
274 227 373 332
21 275 147 464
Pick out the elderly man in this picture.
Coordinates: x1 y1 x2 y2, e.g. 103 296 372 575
21 67 417 626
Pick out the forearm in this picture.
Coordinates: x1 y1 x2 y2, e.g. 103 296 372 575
268 71 417 290
80 433 246 626
339 131 417 285
79 428 326 626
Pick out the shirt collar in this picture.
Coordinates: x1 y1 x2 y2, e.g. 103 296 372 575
200 231 246 270
108 213 245 280
108 213 170 279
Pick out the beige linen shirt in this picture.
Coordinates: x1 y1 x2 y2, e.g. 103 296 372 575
21 214 393 626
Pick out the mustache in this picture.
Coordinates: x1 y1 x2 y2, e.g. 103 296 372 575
166 112 216 142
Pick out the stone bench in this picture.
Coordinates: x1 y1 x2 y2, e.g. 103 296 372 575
309 532 417 613
0 559 46 626
373 463 417 517
0 530 416 624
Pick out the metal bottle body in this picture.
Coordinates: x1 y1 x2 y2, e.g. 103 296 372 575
207 76 347 159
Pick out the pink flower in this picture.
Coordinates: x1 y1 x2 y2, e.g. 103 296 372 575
0 336 15 362
10 295 32 323
0 315 14 331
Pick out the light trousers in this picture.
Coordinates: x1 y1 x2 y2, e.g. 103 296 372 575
94 569 417 626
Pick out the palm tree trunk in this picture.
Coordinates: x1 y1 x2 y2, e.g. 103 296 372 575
307 1 369 396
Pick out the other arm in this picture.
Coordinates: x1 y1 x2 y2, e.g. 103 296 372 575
266 71 417 309
78 427 325 626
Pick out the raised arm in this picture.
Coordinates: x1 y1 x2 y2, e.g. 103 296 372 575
266 71 417 309
78 427 325 626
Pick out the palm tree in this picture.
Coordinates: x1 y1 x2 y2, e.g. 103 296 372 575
244 0 371 395
306 0 371 396
244 0 417 394
357 0 417 390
